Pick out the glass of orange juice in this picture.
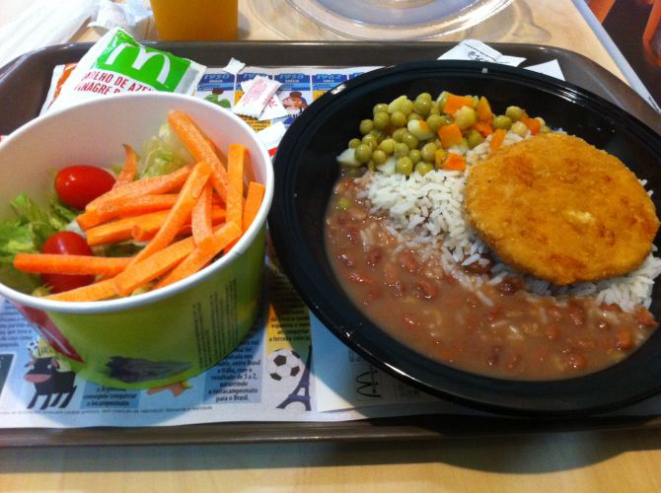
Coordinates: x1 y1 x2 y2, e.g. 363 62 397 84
151 0 238 41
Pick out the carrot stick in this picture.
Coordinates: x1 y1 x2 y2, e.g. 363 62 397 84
45 279 118 302
114 145 139 187
131 206 226 242
77 194 179 230
86 165 191 211
438 123 463 148
113 236 196 296
168 110 228 202
443 94 475 115
127 161 212 266
156 222 241 289
490 129 507 152
86 210 171 246
242 182 265 232
192 182 213 245
226 144 245 230
14 254 131 276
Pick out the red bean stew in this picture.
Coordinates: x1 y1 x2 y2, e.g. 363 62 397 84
325 177 658 380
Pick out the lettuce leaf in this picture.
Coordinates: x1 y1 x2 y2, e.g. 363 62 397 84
139 124 194 178
0 194 78 293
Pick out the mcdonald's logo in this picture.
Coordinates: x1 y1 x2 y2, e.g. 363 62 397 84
355 366 382 398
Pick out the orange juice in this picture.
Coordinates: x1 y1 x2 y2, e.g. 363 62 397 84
151 0 238 41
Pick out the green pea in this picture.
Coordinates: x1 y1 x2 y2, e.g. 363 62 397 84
392 128 407 142
369 128 385 142
391 110 407 128
372 149 387 165
511 121 528 136
439 115 452 126
429 104 440 116
535 116 546 126
355 144 373 163
454 106 477 130
409 149 422 164
426 114 442 133
417 92 432 102
421 142 437 162
400 98 414 116
467 129 484 149
408 112 422 122
492 115 512 130
540 125 551 134
415 162 434 176
373 111 390 130
348 138 361 148
394 142 410 157
379 138 395 155
396 157 414 176
373 103 389 115
413 98 431 116
359 119 374 135
505 106 524 121
336 197 352 211
362 133 378 149
401 132 419 150
437 91 450 111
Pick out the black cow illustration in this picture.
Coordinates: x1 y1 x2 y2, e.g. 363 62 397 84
24 357 77 410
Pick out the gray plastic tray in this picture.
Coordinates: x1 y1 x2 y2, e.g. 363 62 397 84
0 41 660 447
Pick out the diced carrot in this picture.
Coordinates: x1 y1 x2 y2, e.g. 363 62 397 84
473 121 493 137
156 222 241 289
168 110 228 202
114 145 139 187
45 279 118 302
192 182 213 244
521 114 541 135
127 161 212 266
490 128 507 151
442 153 466 172
131 206 226 242
113 236 197 296
443 94 475 115
77 194 179 230
438 123 463 148
476 96 493 122
14 254 131 276
242 182 266 231
86 165 191 211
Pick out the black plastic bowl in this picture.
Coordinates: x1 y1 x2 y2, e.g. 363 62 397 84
269 61 661 416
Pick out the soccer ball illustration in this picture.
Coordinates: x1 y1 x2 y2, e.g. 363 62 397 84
267 348 302 381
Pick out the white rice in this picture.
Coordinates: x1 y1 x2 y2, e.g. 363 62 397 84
362 130 661 312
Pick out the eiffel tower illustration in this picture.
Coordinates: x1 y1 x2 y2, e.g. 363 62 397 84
277 347 312 411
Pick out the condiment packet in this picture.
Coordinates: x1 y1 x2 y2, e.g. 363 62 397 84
48 27 206 112
241 79 289 121
221 57 246 76
257 122 287 158
233 76 281 119
439 39 526 67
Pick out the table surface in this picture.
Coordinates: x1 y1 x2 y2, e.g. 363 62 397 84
2 0 661 491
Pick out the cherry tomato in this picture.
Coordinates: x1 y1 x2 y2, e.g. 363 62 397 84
55 165 116 210
41 231 95 293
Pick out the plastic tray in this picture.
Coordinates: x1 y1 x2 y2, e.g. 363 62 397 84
0 41 660 447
